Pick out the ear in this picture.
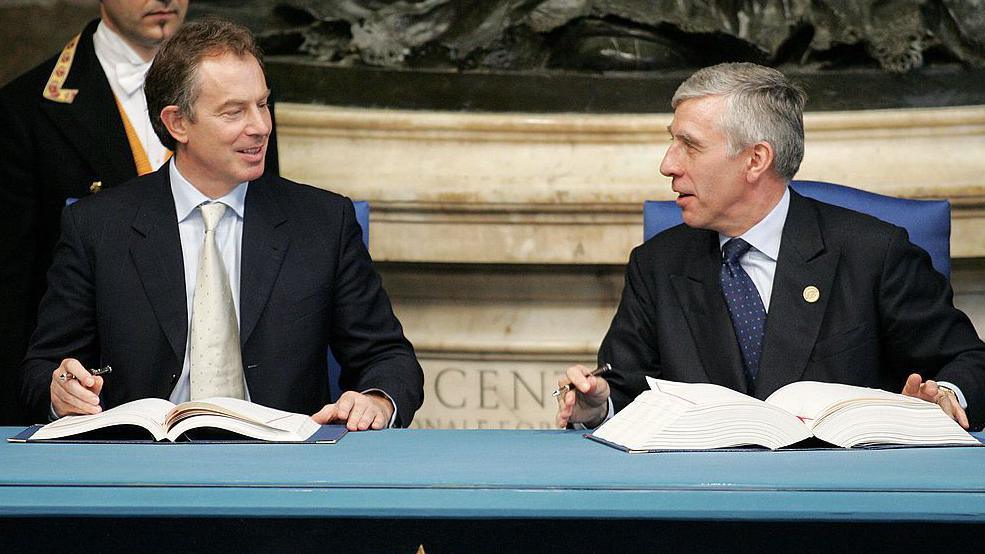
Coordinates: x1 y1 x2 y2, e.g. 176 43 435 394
745 142 775 183
159 105 190 146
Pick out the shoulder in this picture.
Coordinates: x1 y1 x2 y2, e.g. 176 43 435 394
796 193 905 247
66 170 162 217
632 223 712 265
0 20 99 108
257 175 351 209
251 175 358 232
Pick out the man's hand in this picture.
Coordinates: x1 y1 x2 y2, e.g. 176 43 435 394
311 391 394 431
50 358 103 418
901 373 969 429
555 364 611 428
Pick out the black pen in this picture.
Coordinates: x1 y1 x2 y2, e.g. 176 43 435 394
58 364 112 382
552 363 612 398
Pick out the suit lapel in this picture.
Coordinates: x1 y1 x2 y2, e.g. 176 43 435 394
239 176 289 346
129 166 187 364
755 191 840 398
671 231 749 393
40 23 136 189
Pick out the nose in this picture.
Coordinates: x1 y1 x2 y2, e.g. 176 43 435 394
245 105 271 137
659 142 680 178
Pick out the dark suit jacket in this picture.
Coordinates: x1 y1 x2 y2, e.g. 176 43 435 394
20 166 423 426
0 19 279 424
600 190 985 429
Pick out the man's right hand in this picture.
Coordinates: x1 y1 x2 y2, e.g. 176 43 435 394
50 358 103 418
555 364 611 428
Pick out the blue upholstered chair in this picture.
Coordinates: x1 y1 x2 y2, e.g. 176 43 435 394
643 180 951 278
327 200 370 401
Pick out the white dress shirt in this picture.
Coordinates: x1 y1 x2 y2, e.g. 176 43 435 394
93 21 170 170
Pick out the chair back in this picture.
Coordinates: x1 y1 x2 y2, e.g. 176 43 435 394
644 181 950 277
328 200 370 401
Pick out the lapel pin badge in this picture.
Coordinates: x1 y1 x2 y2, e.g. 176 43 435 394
89 181 102 193
803 285 820 303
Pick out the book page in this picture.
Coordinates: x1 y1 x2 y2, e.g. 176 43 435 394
765 381 907 421
648 377 766 406
164 397 320 442
166 397 304 430
31 398 176 441
591 389 693 449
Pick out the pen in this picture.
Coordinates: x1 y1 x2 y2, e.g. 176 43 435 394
58 365 112 382
552 363 612 398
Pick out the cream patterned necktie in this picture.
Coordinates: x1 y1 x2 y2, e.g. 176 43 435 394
189 202 245 400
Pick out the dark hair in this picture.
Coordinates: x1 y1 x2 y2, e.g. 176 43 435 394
145 17 265 150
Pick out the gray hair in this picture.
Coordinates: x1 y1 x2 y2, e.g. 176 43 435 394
672 63 807 181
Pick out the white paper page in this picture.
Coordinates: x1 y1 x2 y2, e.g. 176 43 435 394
647 377 764 406
765 381 909 421
33 398 175 440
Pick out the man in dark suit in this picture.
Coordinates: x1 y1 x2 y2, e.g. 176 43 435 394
557 62 985 431
20 18 423 430
0 1 282 425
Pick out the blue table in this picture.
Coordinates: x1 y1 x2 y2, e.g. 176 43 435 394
2 428 984 553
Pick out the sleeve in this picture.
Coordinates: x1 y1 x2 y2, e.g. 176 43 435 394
0 85 42 398
597 247 662 413
328 199 424 427
19 204 101 422
878 226 985 429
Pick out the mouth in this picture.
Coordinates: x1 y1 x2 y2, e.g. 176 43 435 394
237 145 265 162
145 9 178 18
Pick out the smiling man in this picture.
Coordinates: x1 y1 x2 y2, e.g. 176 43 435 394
3 1 270 427
556 62 985 431
20 18 424 431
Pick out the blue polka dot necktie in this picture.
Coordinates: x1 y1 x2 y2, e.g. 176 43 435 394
720 238 766 387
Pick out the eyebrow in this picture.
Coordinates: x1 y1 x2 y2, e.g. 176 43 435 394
216 90 271 112
667 125 702 150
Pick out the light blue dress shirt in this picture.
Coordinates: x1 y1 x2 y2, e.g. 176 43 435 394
169 160 249 403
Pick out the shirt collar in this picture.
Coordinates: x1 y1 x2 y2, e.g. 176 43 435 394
93 20 147 68
719 187 790 261
169 159 248 223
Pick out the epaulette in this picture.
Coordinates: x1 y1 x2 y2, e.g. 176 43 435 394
42 33 81 103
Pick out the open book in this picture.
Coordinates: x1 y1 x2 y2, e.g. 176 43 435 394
588 379 980 451
9 397 344 443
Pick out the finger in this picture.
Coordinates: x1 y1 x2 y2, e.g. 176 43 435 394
371 408 388 430
917 380 941 403
62 378 101 406
335 393 356 420
311 403 338 424
346 400 367 431
564 365 592 393
90 376 104 396
953 402 970 430
900 373 922 397
63 359 95 388
557 390 577 427
357 405 378 431
51 383 101 416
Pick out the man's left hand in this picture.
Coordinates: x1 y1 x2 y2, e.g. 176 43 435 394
311 391 394 431
901 373 969 429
